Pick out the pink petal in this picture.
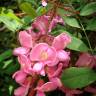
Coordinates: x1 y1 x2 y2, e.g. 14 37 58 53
13 47 29 56
32 15 48 35
36 91 45 96
30 43 57 66
48 15 64 32
42 0 47 7
75 53 95 68
12 70 27 84
33 62 43 72
57 50 70 61
48 63 63 78
40 69 46 76
18 55 32 73
52 33 71 50
19 31 33 48
85 86 96 94
14 86 26 96
50 77 62 87
37 82 57 92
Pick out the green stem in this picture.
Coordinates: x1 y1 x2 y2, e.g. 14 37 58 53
79 21 93 54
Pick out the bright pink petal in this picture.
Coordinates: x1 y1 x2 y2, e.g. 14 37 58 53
14 86 26 96
12 70 27 84
52 33 71 50
13 47 29 56
18 55 32 73
19 31 33 48
36 91 45 96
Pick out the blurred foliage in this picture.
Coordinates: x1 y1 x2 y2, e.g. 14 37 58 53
0 0 96 96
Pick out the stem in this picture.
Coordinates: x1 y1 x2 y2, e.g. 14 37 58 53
79 21 93 54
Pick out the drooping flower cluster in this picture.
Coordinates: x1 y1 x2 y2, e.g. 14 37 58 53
13 15 72 96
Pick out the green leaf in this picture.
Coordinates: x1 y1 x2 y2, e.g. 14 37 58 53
80 2 96 16
61 67 96 89
0 50 12 62
19 2 37 19
63 17 80 28
86 19 96 31
67 35 89 52
0 8 23 31
36 6 46 16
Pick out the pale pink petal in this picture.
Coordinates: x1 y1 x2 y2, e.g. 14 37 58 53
19 31 33 48
14 86 26 96
13 47 29 56
57 50 70 61
40 69 46 76
42 0 47 7
52 33 71 50
33 62 43 72
12 70 27 84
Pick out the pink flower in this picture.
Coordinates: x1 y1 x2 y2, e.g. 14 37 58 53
17 55 33 74
12 70 27 85
13 47 29 56
76 53 96 68
19 31 33 48
36 78 62 96
52 33 71 50
48 15 64 32
30 43 58 66
14 78 31 96
32 15 49 35
46 63 63 78
14 86 27 96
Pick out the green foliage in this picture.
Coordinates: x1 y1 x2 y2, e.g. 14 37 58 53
63 17 81 28
67 35 89 52
61 67 96 89
19 2 37 19
80 2 96 16
0 8 23 31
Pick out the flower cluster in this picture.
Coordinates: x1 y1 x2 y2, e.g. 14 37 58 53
13 15 72 96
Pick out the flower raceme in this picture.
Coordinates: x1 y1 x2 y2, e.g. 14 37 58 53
13 15 71 96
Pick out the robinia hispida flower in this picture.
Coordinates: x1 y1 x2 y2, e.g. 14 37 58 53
13 14 73 96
